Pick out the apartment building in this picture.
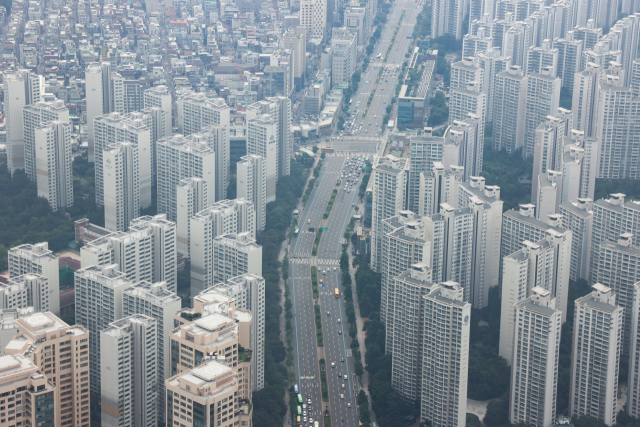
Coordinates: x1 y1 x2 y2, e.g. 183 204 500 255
101 315 158 427
420 282 471 427
371 155 408 273
237 154 267 232
8 242 60 314
123 281 181 422
509 287 561 427
176 178 209 257
74 264 132 393
4 311 90 427
34 121 73 212
156 133 216 222
388 264 434 402
570 284 623 426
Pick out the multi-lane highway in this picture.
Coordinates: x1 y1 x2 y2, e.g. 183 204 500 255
289 157 344 426
289 156 364 427
331 0 424 154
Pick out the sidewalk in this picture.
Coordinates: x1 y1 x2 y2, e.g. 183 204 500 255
346 203 372 418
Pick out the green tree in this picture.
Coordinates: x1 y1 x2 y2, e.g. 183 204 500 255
483 394 510 427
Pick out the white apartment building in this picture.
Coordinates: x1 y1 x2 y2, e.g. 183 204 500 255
561 130 598 203
190 199 256 296
246 115 278 202
524 41 559 76
418 162 462 217
381 212 430 330
535 170 563 221
101 314 158 427
282 27 307 79
238 154 267 232
3 69 44 174
523 68 561 158
462 29 493 59
595 81 640 180
431 0 466 39
123 281 181 423
0 274 49 312
459 177 503 307
444 117 483 181
627 281 640 418
408 131 445 213
554 37 583 89
143 85 173 139
130 214 178 293
574 0 619 28
176 177 209 257
8 242 60 314
559 198 594 281
424 204 474 301
531 113 570 203
389 264 434 402
593 233 640 355
34 121 73 212
85 63 110 163
492 66 528 153
476 48 512 122
0 308 33 354
448 83 486 161
421 282 470 427
572 64 601 137
94 112 152 208
205 273 266 391
156 134 216 222
177 92 231 135
81 217 177 292
212 232 262 290
451 58 484 91
510 287 561 427
23 100 70 182
501 204 567 261
103 142 139 232
590 194 640 281
246 97 292 187
570 284 623 426
299 0 326 39
371 155 408 273
331 30 357 88
74 264 132 394
499 228 571 362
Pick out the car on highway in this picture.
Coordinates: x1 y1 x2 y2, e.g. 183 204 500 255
331 362 335 368
337 319 341 323
348 403 352 408
338 330 342 334
340 394 344 399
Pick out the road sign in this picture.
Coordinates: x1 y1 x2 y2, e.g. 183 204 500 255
321 227 328 231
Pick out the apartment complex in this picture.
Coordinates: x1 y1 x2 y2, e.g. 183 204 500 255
100 315 158 427
4 312 90 427
8 242 60 314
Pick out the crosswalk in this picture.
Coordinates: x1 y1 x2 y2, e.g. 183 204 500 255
290 257 310 264
317 259 340 265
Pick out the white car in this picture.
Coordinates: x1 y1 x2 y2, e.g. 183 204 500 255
331 362 336 368
340 394 344 399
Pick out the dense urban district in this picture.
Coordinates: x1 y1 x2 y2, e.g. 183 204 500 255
0 0 639 427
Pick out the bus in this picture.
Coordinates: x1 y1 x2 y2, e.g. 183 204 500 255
321 147 334 153
294 228 299 236
294 384 299 394
297 394 303 404
297 406 302 415
335 288 340 298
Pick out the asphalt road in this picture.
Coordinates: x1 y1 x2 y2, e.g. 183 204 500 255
328 0 423 153
289 155 365 427
289 157 345 427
